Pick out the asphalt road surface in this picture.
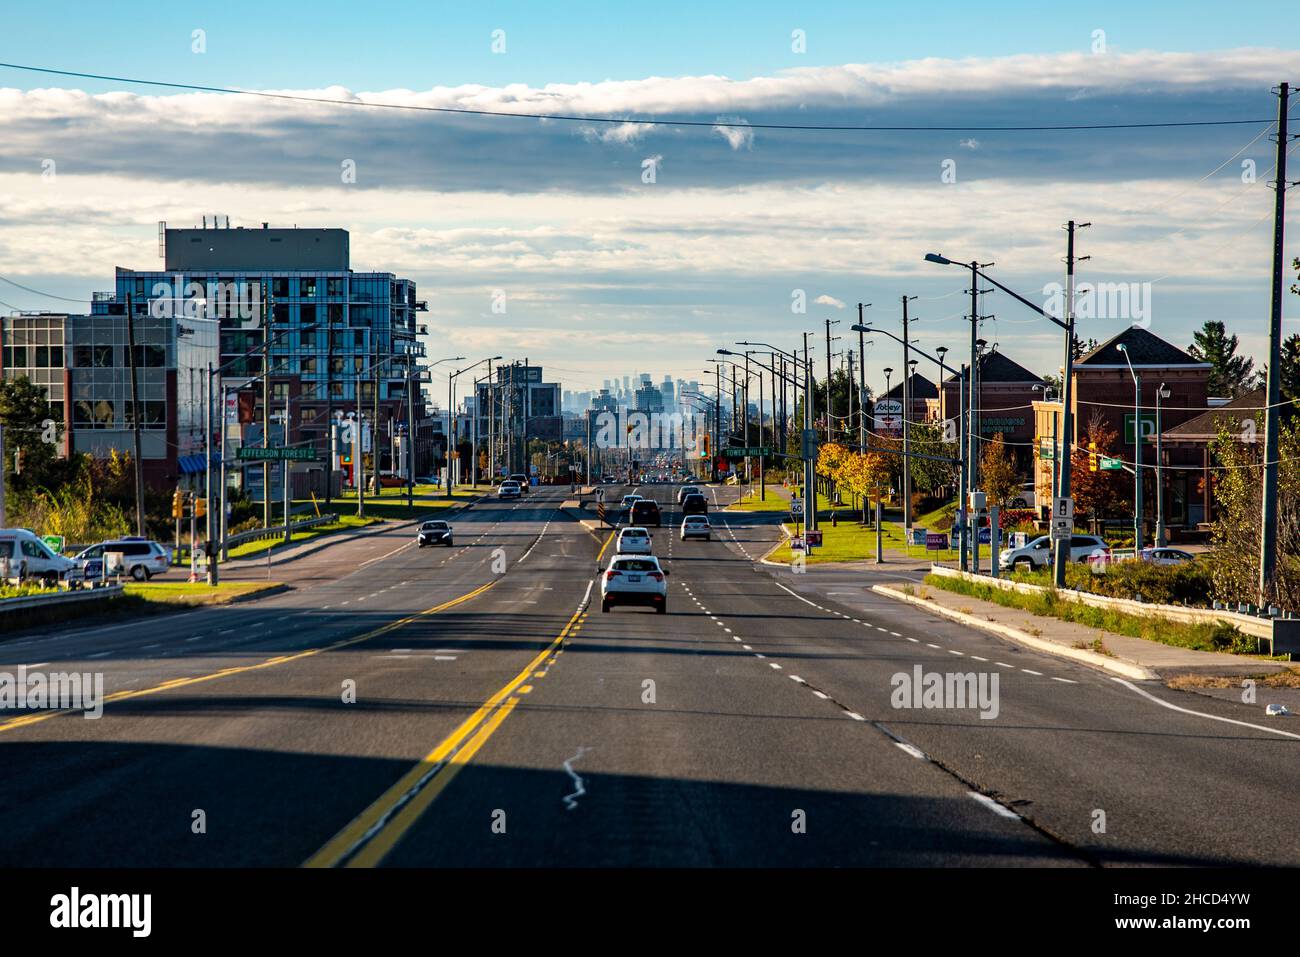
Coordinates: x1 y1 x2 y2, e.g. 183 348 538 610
2 482 1297 867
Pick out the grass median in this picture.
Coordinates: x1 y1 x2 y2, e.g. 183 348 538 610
320 485 492 523
0 580 284 637
921 571 1265 657
225 514 383 560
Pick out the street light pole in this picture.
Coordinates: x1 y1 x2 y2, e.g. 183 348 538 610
1118 343 1143 551
1156 382 1170 547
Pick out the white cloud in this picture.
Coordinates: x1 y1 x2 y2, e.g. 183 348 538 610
815 295 846 309
712 117 754 150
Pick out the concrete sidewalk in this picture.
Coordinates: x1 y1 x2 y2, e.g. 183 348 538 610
874 578 1294 682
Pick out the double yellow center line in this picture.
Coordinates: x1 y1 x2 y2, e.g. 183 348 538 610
305 599 588 868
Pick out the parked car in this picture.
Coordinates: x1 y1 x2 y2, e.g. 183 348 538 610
0 529 79 585
999 534 1109 572
680 493 708 516
1005 483 1037 508
497 480 522 499
1140 547 1196 565
601 554 668 613
680 515 711 541
615 526 653 555
417 520 454 547
74 537 170 582
630 499 662 527
676 485 702 504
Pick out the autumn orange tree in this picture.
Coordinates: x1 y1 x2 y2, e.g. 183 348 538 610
979 432 1019 506
1070 412 1127 518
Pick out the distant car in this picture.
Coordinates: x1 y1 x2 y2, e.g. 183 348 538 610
680 493 708 516
0 529 78 585
999 534 1109 572
1141 547 1195 566
602 475 619 484
497 481 522 499
630 499 662 527
509 473 531 494
74 537 170 582
615 526 653 555
601 554 668 613
1005 482 1037 508
680 515 711 541
619 494 643 511
677 485 702 504
417 520 454 547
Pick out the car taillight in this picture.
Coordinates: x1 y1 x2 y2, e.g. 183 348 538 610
605 570 620 579
648 572 664 582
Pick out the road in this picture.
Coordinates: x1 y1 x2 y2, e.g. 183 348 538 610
1 481 1298 867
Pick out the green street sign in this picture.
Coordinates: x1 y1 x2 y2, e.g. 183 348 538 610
41 534 65 554
236 446 318 463
1100 456 1124 471
724 446 774 458
1039 440 1054 461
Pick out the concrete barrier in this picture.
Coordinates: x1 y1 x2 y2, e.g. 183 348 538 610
928 564 1292 652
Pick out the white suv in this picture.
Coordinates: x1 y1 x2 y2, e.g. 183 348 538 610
601 555 668 614
1000 534 1109 572
0 529 78 585
75 538 171 581
615 526 653 555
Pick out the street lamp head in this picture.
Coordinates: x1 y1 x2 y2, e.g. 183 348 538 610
935 346 948 357
1159 383 1171 400
850 324 874 333
1116 343 1127 354
883 366 893 376
924 253 953 266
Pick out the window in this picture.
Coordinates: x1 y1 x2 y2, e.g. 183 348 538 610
124 401 166 429
132 345 166 368
301 356 317 375
300 407 319 424
272 304 289 325
301 277 318 297
328 303 344 324
300 382 319 400
327 278 345 297
300 329 317 350
3 345 29 368
329 382 344 400
271 382 289 401
75 399 115 428
94 346 114 367
272 278 289 298
300 304 316 325
330 357 346 374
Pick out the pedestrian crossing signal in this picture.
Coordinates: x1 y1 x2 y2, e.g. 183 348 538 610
1088 440 1099 472
172 489 185 518
194 495 206 519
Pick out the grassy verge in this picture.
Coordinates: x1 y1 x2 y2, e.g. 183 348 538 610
729 486 795 512
226 514 382 560
922 572 1265 656
1 580 283 636
319 485 490 522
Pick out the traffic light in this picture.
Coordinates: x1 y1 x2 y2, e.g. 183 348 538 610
172 489 185 519
194 495 206 519
1088 440 1099 472
700 435 710 458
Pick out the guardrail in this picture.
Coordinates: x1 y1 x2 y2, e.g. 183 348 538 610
223 513 339 550
0 584 125 615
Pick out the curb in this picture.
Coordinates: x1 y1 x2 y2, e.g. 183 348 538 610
871 583 1158 681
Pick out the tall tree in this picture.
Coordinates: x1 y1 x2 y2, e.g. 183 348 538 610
979 432 1019 506
1070 412 1128 517
1280 332 1300 403
0 375 65 495
1188 320 1257 398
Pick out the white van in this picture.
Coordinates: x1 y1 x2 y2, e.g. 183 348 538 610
0 529 78 585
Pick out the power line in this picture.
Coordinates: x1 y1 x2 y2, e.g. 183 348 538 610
0 61 1275 133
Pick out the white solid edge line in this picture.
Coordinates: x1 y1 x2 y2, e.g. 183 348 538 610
1110 677 1300 740
968 791 1021 820
895 742 927 760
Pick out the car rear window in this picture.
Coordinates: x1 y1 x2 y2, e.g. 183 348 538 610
613 559 658 572
621 529 646 538
0 541 13 558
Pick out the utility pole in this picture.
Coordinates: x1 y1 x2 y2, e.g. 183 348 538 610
487 357 495 486
803 332 817 532
325 307 334 508
262 288 273 529
857 304 870 452
1054 221 1087 588
406 361 416 509
902 295 917 535
124 293 146 536
356 366 365 518
823 318 840 440
714 364 721 482
957 363 969 571
1260 81 1293 603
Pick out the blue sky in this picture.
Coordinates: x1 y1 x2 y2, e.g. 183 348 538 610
0 3 1298 399
3 1 1294 91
